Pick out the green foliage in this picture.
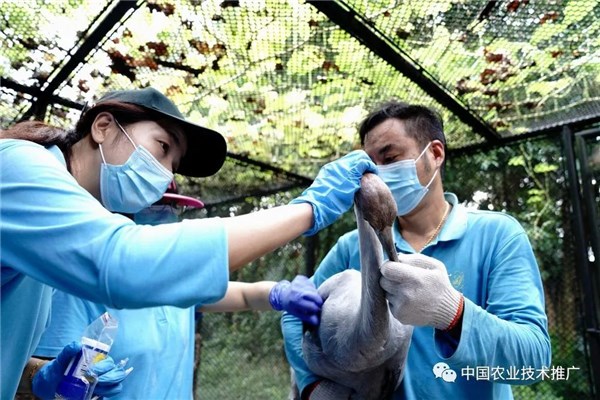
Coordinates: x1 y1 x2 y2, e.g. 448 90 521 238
512 331 591 400
512 385 565 400
446 136 593 399
197 325 291 399
447 139 567 280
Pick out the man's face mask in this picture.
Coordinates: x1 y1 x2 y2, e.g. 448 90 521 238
377 142 439 216
99 120 174 214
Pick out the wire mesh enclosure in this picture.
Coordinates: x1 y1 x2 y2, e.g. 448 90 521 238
2 0 599 399
3 1 599 184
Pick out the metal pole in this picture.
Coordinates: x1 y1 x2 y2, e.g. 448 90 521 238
304 234 318 277
19 0 141 121
575 130 600 399
562 126 600 399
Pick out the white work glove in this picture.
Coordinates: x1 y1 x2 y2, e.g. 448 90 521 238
380 253 464 331
306 380 354 399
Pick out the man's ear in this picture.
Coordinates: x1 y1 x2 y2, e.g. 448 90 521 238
431 139 445 168
90 112 115 145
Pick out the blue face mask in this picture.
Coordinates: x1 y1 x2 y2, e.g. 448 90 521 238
99 120 174 214
377 142 438 216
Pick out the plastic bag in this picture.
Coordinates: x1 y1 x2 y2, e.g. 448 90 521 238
55 312 118 400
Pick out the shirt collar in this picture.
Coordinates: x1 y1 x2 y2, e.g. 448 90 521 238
393 192 467 253
439 192 468 242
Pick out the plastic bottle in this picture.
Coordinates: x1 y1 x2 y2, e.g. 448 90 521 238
55 312 118 400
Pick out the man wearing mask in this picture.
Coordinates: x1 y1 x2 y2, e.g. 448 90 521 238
281 101 551 399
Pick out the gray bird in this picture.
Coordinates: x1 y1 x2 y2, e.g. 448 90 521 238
301 173 413 399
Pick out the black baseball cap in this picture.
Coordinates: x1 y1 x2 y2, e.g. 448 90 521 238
97 87 227 177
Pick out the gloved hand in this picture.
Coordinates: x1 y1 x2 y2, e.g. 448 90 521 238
32 341 129 400
269 275 323 326
291 150 377 236
380 253 464 331
88 357 130 397
32 341 81 399
305 379 354 399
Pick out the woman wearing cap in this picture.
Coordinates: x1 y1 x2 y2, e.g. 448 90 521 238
1 87 376 399
32 186 324 399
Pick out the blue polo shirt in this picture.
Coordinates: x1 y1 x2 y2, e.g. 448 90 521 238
1 139 229 399
282 193 551 399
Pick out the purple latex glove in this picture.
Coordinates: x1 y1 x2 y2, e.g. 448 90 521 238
269 275 324 326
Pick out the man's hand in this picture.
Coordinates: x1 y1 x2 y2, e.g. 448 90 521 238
380 253 464 331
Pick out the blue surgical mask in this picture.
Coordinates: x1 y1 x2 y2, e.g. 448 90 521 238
99 120 174 213
377 142 438 216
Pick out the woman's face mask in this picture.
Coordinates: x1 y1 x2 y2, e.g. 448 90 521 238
99 120 174 213
377 142 438 216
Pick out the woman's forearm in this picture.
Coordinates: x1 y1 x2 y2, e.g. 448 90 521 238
224 203 313 271
199 281 276 313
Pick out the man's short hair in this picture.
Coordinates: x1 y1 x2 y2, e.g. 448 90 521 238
358 101 445 150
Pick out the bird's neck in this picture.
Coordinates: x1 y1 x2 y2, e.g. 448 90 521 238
356 208 391 344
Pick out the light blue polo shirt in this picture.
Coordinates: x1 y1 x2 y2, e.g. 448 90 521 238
282 193 551 399
1 139 229 399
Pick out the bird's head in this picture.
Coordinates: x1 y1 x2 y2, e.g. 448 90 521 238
355 173 397 233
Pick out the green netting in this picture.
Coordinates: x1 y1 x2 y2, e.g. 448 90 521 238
0 0 112 88
346 0 600 134
46 0 481 177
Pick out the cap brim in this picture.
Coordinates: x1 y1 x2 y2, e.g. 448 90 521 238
162 193 205 209
167 116 227 178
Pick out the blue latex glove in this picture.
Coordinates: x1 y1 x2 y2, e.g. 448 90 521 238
269 275 323 326
88 357 130 397
291 150 377 236
32 341 129 400
32 341 81 399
